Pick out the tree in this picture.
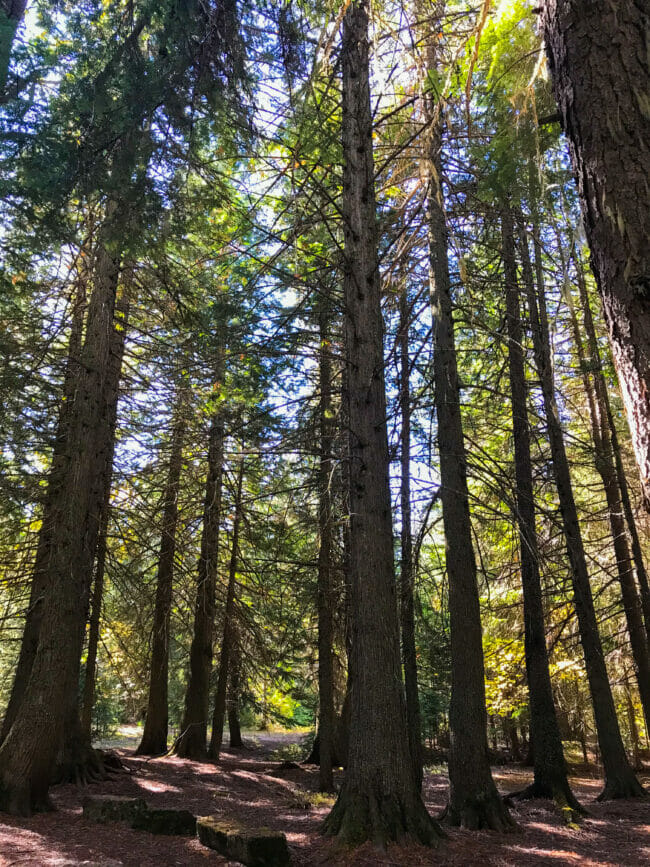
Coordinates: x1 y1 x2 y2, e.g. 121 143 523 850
541 0 650 509
0 0 27 96
322 0 442 846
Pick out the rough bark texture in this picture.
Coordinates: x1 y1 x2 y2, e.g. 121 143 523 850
399 286 423 792
208 461 244 761
316 308 335 792
0 0 28 96
0 224 122 815
175 409 225 760
541 0 650 508
81 502 109 741
136 383 186 756
518 210 646 801
424 30 513 831
501 206 582 818
575 261 650 650
564 261 650 732
1 278 87 745
227 638 243 749
322 0 442 847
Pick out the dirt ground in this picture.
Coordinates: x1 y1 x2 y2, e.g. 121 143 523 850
1 732 649 866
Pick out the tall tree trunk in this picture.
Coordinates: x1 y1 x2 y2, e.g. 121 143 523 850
227 630 243 749
175 407 225 759
316 307 335 792
0 222 123 815
541 0 650 509
424 25 513 831
399 285 423 791
562 257 650 732
574 259 650 649
136 379 186 756
501 205 581 815
517 207 646 800
322 0 442 847
208 460 244 761
1 277 87 745
0 0 27 96
57 287 130 783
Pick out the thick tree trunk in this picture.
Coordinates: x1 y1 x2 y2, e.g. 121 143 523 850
0 0 28 96
541 0 650 509
517 208 646 800
563 260 650 732
501 205 582 816
424 31 512 830
316 308 335 792
399 286 423 791
322 1 442 847
0 227 122 815
574 261 650 649
208 461 244 761
136 381 186 756
1 278 87 745
175 409 225 760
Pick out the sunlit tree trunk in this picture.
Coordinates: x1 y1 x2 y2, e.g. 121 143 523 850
0 0 27 97
541 0 650 509
322 0 442 846
227 628 243 748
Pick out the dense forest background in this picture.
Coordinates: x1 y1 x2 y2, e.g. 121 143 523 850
0 0 649 856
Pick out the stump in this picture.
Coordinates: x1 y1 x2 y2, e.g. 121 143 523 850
82 796 146 824
131 807 197 836
197 816 291 866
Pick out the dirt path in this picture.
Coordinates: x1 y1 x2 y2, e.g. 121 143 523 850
1 733 649 865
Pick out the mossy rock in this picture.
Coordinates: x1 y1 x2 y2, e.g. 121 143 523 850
82 795 146 824
197 816 291 866
131 807 197 836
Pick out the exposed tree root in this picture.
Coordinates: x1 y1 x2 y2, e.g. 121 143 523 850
597 775 648 801
322 784 445 847
506 781 588 825
54 742 109 786
441 790 517 832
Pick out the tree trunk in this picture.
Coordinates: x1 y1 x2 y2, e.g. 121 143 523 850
0 0 28 96
175 407 225 760
136 379 186 756
316 307 336 792
563 256 650 732
227 634 243 749
574 259 650 649
424 27 513 831
208 460 244 761
517 206 646 800
1 277 87 745
0 224 122 815
501 205 581 815
541 0 650 509
322 1 442 847
399 285 423 791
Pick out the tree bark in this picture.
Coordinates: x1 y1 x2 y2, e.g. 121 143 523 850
541 0 650 509
0 220 122 815
322 0 442 847
399 285 423 791
501 205 582 816
208 460 244 761
175 406 225 759
424 25 513 831
316 307 336 792
517 207 646 800
0 0 28 96
227 632 243 748
136 378 186 756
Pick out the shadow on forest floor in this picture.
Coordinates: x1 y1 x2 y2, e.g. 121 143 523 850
1 731 649 865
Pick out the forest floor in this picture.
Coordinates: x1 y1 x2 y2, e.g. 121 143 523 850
1 731 649 866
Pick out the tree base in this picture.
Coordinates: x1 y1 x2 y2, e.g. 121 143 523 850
322 784 445 847
174 726 208 761
0 780 54 817
441 790 516 832
54 741 108 786
597 775 648 801
507 780 587 824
